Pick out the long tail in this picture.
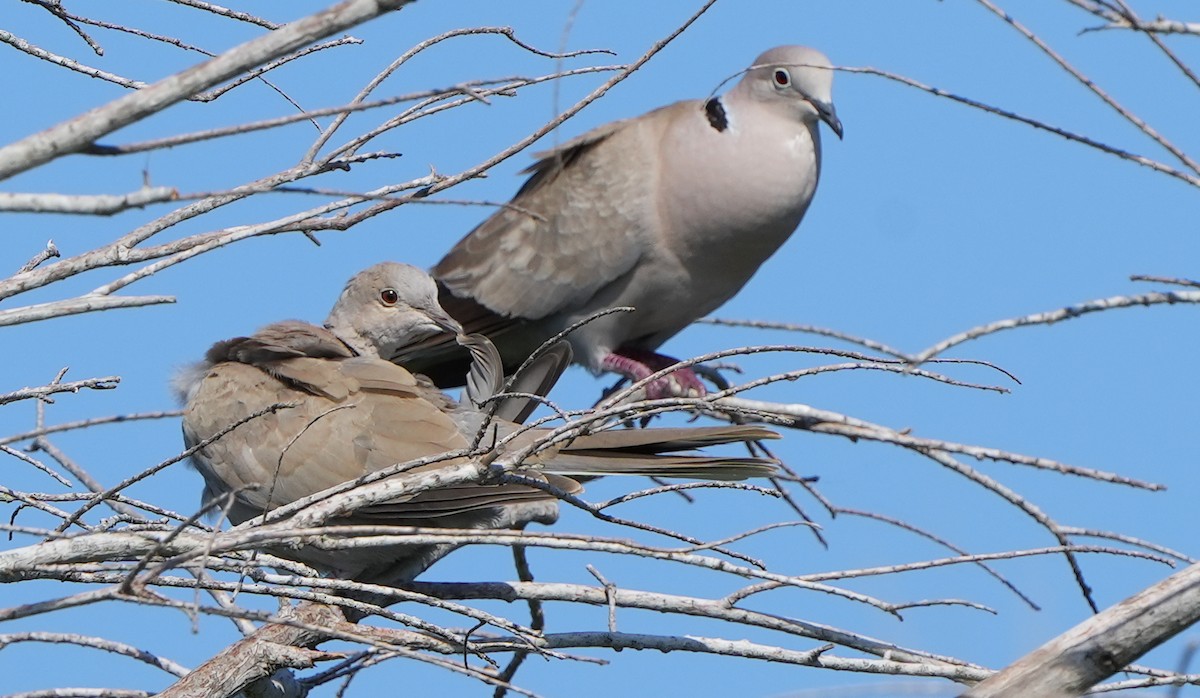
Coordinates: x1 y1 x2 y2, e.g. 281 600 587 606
543 424 779 480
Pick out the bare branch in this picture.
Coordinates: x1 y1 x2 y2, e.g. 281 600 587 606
0 411 181 446
0 188 179 214
966 563 1200 697
976 0 1200 175
0 294 175 327
0 375 120 405
0 27 147 90
16 240 60 274
0 631 189 677
841 65 1200 189
913 289 1200 363
0 0 418 180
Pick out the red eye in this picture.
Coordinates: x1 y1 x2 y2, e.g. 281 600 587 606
773 69 790 87
380 288 399 305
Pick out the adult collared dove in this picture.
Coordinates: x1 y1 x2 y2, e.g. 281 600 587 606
398 45 841 398
176 262 779 585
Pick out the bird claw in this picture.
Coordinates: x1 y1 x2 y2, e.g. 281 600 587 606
644 369 706 400
601 349 708 400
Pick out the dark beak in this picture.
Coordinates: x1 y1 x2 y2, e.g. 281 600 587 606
437 314 463 337
428 305 464 336
816 100 843 140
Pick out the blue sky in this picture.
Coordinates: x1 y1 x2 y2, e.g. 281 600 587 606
3 1 1200 695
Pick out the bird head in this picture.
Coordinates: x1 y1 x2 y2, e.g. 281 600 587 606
741 45 842 139
325 262 463 358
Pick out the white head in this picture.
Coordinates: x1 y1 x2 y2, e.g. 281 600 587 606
735 45 842 139
325 262 462 358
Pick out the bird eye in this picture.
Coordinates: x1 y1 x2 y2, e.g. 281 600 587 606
380 288 399 306
773 69 791 87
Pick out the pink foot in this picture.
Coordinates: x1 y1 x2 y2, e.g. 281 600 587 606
600 348 707 399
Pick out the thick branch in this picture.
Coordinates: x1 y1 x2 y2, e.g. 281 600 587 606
964 563 1200 697
0 0 416 180
0 187 178 214
156 602 345 698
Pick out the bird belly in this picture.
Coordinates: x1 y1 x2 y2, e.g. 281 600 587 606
662 135 817 303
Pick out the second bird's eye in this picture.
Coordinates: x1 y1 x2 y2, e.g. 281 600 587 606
773 69 790 87
380 288 399 305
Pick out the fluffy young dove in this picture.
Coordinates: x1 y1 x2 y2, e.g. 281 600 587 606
399 45 841 397
177 262 778 585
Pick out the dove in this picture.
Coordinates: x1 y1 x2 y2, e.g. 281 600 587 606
398 45 841 399
176 262 778 585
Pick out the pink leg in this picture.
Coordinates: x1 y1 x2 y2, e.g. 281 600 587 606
600 348 707 399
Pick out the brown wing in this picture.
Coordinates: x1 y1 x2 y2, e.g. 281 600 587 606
183 358 460 517
183 351 574 526
432 107 690 321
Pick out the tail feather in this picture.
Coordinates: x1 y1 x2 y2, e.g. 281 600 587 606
359 474 583 519
565 425 778 453
541 451 777 481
